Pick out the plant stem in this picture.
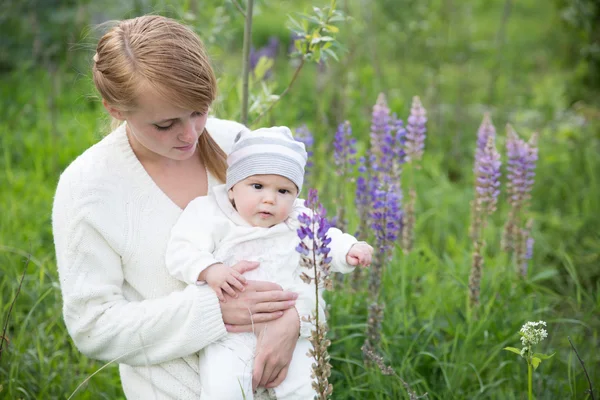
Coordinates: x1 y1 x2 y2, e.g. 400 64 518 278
240 0 254 126
249 59 305 127
528 362 533 400
568 336 596 400
231 0 246 17
0 255 29 363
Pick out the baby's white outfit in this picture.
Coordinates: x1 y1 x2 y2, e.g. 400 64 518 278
166 184 357 400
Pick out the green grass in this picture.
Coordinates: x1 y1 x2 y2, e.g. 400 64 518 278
1 0 599 398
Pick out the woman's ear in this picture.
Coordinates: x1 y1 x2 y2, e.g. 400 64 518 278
103 99 126 121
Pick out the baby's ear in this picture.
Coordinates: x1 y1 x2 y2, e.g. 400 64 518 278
227 189 234 201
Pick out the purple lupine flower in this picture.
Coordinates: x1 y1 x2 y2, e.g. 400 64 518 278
525 237 534 260
250 36 280 79
503 126 538 278
354 157 370 239
295 124 314 179
376 130 396 175
370 93 391 156
468 119 501 307
474 135 502 215
367 174 402 300
294 188 334 396
405 96 427 164
476 113 496 159
333 121 357 176
506 127 538 208
296 189 333 288
369 176 403 257
392 113 407 166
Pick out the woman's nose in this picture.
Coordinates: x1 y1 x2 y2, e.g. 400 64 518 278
179 120 196 142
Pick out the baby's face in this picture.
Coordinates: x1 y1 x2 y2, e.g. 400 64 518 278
229 174 298 228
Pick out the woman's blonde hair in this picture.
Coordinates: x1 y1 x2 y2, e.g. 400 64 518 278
92 15 227 182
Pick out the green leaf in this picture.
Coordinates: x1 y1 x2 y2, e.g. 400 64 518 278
504 347 522 355
532 357 541 370
325 24 339 33
329 15 346 22
533 352 555 360
287 17 304 32
323 48 339 61
252 57 274 81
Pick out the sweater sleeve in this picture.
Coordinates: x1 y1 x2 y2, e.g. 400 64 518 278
327 226 358 274
165 196 230 285
52 171 227 366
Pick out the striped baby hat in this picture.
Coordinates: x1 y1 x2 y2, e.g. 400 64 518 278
225 126 308 193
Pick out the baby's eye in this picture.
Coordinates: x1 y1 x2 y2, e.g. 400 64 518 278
252 184 263 190
278 189 290 194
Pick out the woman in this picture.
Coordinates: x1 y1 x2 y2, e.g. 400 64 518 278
53 15 301 399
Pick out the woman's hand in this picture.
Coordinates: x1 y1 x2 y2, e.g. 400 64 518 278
219 261 298 326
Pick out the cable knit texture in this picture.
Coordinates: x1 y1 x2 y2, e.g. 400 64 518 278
52 118 247 399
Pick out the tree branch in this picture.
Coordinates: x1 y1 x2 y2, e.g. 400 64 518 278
240 0 254 125
249 58 305 127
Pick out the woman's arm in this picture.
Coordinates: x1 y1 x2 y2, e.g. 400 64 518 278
53 176 227 366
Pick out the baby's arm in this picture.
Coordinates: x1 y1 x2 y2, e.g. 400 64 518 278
166 196 231 285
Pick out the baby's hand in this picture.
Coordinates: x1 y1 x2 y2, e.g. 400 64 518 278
346 242 374 268
199 263 247 302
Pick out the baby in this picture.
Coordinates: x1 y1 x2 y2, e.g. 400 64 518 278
166 126 373 399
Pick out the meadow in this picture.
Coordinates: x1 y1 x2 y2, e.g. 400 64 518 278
1 0 599 399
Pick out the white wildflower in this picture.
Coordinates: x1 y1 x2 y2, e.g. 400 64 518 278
519 320 548 348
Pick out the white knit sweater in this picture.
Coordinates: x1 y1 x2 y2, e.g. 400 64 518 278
52 118 246 399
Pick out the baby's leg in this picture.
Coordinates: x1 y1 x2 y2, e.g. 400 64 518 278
272 338 317 400
199 333 256 400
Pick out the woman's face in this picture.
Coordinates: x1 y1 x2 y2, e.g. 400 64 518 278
116 85 210 163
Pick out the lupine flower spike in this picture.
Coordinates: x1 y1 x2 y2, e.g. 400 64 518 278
354 156 370 241
401 96 427 253
364 176 402 354
468 115 501 308
370 93 391 157
332 121 357 232
404 96 427 166
296 189 334 399
502 125 538 277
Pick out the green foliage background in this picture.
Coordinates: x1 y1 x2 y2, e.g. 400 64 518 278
1 0 598 398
